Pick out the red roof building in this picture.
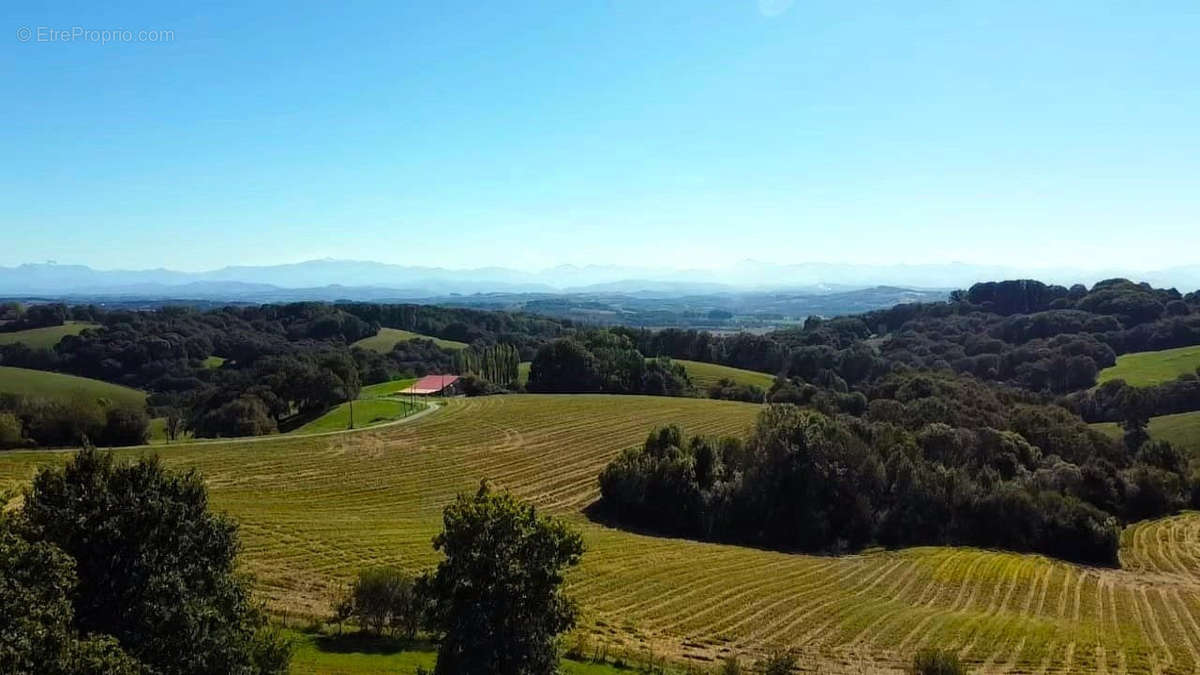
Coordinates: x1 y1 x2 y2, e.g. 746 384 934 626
399 374 461 395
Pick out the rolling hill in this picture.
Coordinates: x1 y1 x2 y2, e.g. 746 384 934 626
672 359 775 391
2 394 1198 671
0 365 146 408
1093 410 1200 457
0 321 97 349
1097 345 1200 388
290 398 422 435
359 378 418 398
352 327 468 353
517 360 774 393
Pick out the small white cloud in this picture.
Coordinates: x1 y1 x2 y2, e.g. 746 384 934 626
758 0 795 17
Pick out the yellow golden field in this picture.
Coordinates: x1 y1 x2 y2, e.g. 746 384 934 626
2 394 1199 673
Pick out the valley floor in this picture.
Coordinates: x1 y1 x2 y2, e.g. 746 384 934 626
4 394 1200 673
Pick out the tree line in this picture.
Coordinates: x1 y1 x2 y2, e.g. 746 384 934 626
625 279 1199 393
334 302 571 361
1068 368 1200 423
598 371 1195 564
0 303 460 443
0 302 70 332
0 393 149 450
0 300 589 444
454 343 521 388
526 331 693 397
5 277 1200 444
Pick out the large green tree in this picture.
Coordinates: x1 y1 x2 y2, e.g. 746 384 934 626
0 504 142 674
527 338 603 393
424 483 584 675
0 515 78 672
17 448 289 674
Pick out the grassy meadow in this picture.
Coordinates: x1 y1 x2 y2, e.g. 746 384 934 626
1097 345 1200 387
672 359 775 391
352 328 468 353
1093 410 1200 457
359 378 418 399
0 321 96 349
0 365 146 408
291 398 422 435
3 394 1199 672
517 359 774 393
0 366 429 445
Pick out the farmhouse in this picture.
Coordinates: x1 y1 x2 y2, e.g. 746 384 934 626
399 374 461 396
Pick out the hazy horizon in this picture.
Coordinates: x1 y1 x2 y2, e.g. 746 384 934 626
0 255 1182 276
4 256 1200 299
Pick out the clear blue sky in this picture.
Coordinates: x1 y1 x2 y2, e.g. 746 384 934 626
2 1 1198 272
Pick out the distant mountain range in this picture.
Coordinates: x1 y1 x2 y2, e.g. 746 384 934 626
1 259 1198 300
433 285 953 328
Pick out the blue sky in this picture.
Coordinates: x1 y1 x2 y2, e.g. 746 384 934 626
2 1 1198 272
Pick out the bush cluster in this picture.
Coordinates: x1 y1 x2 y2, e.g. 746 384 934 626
0 393 148 449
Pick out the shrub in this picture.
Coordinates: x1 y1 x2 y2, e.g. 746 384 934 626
0 412 23 449
347 566 424 638
754 647 799 674
458 374 504 397
21 396 105 447
716 654 743 674
911 648 967 674
99 406 150 447
193 394 277 437
707 378 764 403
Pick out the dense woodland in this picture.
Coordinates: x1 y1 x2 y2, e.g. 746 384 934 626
631 279 1200 396
594 279 1200 563
0 302 68 332
0 303 568 444
598 374 1190 564
526 332 693 396
1 278 1199 461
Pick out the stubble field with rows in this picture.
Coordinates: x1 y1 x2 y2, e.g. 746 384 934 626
3 394 1199 673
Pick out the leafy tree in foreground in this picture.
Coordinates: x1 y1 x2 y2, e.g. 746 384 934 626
424 482 584 675
18 447 290 674
0 501 143 674
0 515 78 672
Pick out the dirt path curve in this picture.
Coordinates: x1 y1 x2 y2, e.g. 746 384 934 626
0 398 448 455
